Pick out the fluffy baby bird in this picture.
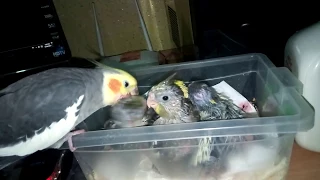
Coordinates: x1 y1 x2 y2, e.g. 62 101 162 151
146 74 200 125
105 96 150 129
146 74 200 161
188 82 248 167
188 81 245 121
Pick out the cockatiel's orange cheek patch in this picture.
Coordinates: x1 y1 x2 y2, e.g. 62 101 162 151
108 78 122 93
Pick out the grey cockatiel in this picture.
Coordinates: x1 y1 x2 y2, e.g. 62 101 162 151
146 74 200 161
0 59 138 158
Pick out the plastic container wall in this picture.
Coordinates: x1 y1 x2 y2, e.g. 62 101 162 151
66 53 314 180
75 134 295 180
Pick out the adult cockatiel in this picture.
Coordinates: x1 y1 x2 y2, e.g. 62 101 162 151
146 73 200 161
0 59 138 157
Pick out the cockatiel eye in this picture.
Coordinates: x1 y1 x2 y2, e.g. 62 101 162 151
162 96 169 101
124 81 129 88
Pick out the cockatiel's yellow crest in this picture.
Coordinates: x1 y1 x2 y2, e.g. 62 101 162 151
173 80 188 98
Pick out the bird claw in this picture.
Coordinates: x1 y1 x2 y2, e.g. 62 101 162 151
67 129 85 152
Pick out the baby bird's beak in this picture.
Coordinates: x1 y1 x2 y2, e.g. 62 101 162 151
147 92 158 109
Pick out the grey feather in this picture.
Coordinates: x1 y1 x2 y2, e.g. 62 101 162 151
188 82 245 120
141 107 159 125
0 67 112 154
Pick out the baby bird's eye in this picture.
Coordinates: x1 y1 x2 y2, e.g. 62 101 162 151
124 81 129 88
162 96 169 101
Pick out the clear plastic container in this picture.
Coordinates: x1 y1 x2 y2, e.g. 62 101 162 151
61 53 314 180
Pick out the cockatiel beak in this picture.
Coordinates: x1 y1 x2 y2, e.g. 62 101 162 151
146 92 169 118
131 86 139 95
147 92 158 109
119 86 139 99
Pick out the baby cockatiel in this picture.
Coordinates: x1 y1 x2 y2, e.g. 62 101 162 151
102 96 156 152
188 82 249 167
188 81 245 120
146 74 200 161
104 96 149 129
147 74 200 125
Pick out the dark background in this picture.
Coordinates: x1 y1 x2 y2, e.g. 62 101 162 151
189 1 319 67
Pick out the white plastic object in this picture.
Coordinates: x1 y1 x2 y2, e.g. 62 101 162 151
284 21 320 152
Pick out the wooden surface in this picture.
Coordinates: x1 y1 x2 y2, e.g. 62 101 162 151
287 142 320 179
